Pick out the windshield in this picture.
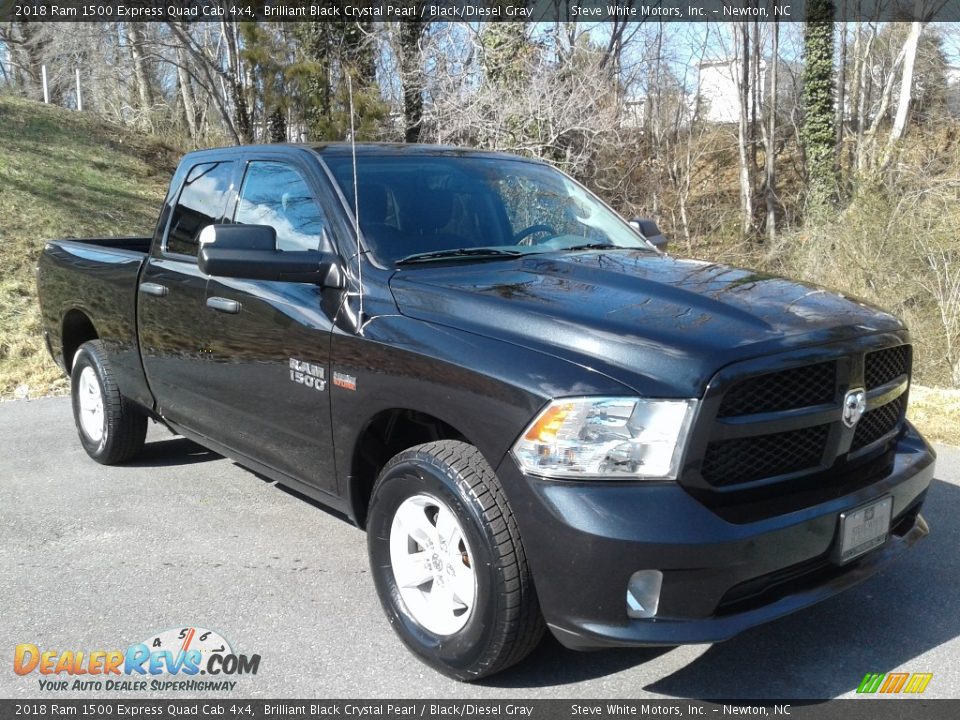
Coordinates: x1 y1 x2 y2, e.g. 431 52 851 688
324 154 651 266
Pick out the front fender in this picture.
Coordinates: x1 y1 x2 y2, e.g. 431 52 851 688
329 314 634 514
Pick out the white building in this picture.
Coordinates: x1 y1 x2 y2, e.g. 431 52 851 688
697 57 797 124
620 56 799 130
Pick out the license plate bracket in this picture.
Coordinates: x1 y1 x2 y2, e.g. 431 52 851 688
836 496 893 564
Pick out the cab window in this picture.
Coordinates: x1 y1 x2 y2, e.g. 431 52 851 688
166 161 234 257
234 161 329 252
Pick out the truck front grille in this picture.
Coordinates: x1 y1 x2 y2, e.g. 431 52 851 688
688 340 912 498
865 345 910 389
717 361 836 417
702 425 830 487
852 395 907 451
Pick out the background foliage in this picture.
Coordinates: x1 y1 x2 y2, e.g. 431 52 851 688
1 18 958 440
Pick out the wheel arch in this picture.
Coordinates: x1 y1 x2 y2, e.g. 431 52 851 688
348 407 476 529
62 309 99 372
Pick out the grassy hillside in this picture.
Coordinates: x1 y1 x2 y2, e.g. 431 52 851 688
0 95 176 399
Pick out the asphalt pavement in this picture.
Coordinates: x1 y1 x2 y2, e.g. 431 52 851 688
2 397 959 700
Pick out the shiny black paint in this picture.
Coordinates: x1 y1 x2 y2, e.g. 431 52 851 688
36 143 935 652
390 252 906 399
202 274 339 493
36 239 154 409
497 424 933 648
138 256 214 433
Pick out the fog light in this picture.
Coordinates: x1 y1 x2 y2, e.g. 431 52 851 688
626 570 663 619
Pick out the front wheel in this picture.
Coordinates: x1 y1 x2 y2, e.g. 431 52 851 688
367 440 544 680
70 340 147 465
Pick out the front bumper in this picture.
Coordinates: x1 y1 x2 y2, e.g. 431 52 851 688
497 423 935 650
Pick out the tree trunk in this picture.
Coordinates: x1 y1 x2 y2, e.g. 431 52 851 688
399 18 426 143
800 0 836 212
166 21 243 144
860 34 907 172
126 23 154 121
736 22 754 235
766 21 779 244
835 14 847 180
175 42 199 140
879 21 924 171
854 24 876 173
751 18 759 186
220 19 252 143
14 22 53 102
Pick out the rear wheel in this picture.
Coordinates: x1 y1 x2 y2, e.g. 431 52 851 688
70 340 147 464
367 440 544 681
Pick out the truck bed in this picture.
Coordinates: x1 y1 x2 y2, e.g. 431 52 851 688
55 236 153 254
36 236 154 407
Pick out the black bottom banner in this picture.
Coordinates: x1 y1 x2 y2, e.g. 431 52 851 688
0 700 955 720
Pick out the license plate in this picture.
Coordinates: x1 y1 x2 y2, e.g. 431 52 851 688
837 496 893 564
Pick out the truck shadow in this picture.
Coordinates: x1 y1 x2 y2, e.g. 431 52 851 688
485 478 960 698
126 437 219 467
481 636 673 688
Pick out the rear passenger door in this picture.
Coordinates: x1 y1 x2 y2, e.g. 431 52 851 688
201 157 341 494
139 159 236 437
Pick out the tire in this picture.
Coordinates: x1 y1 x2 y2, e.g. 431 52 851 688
367 440 545 681
70 340 147 465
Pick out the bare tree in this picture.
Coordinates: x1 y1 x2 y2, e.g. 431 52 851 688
671 25 714 252
879 21 925 171
765 19 779 243
734 21 754 235
125 22 155 126
859 24 911 173
165 21 245 144
390 13 430 143
173 34 199 140
426 25 622 189
850 21 877 173
835 14 847 181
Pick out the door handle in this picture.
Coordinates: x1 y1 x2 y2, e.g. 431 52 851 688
139 282 168 297
207 296 241 314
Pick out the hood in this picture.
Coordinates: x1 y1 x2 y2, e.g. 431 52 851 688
388 251 905 397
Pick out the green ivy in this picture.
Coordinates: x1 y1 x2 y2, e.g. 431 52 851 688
801 0 836 213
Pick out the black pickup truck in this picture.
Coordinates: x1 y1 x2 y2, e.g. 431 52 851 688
37 143 935 680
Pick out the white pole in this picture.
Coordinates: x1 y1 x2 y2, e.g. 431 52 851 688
75 68 82 111
41 65 49 104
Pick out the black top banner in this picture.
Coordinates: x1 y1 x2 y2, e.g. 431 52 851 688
3 0 960 24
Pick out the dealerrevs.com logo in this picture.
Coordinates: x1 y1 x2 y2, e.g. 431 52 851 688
14 626 260 692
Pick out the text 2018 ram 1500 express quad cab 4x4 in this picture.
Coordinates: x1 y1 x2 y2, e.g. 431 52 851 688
37 143 935 680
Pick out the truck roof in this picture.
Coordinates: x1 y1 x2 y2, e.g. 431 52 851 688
181 142 545 165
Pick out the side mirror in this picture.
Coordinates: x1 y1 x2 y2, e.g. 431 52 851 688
198 223 276 251
197 224 344 287
630 218 669 252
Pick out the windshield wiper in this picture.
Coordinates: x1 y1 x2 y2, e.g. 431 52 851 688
563 242 618 251
396 247 524 265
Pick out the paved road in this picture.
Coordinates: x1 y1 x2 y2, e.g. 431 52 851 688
2 397 959 700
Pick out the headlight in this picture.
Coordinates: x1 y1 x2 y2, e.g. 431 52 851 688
511 397 698 480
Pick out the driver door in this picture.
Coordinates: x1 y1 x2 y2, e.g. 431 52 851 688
201 157 341 494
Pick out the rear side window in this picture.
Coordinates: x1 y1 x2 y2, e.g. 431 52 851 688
166 161 234 257
234 161 329 251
